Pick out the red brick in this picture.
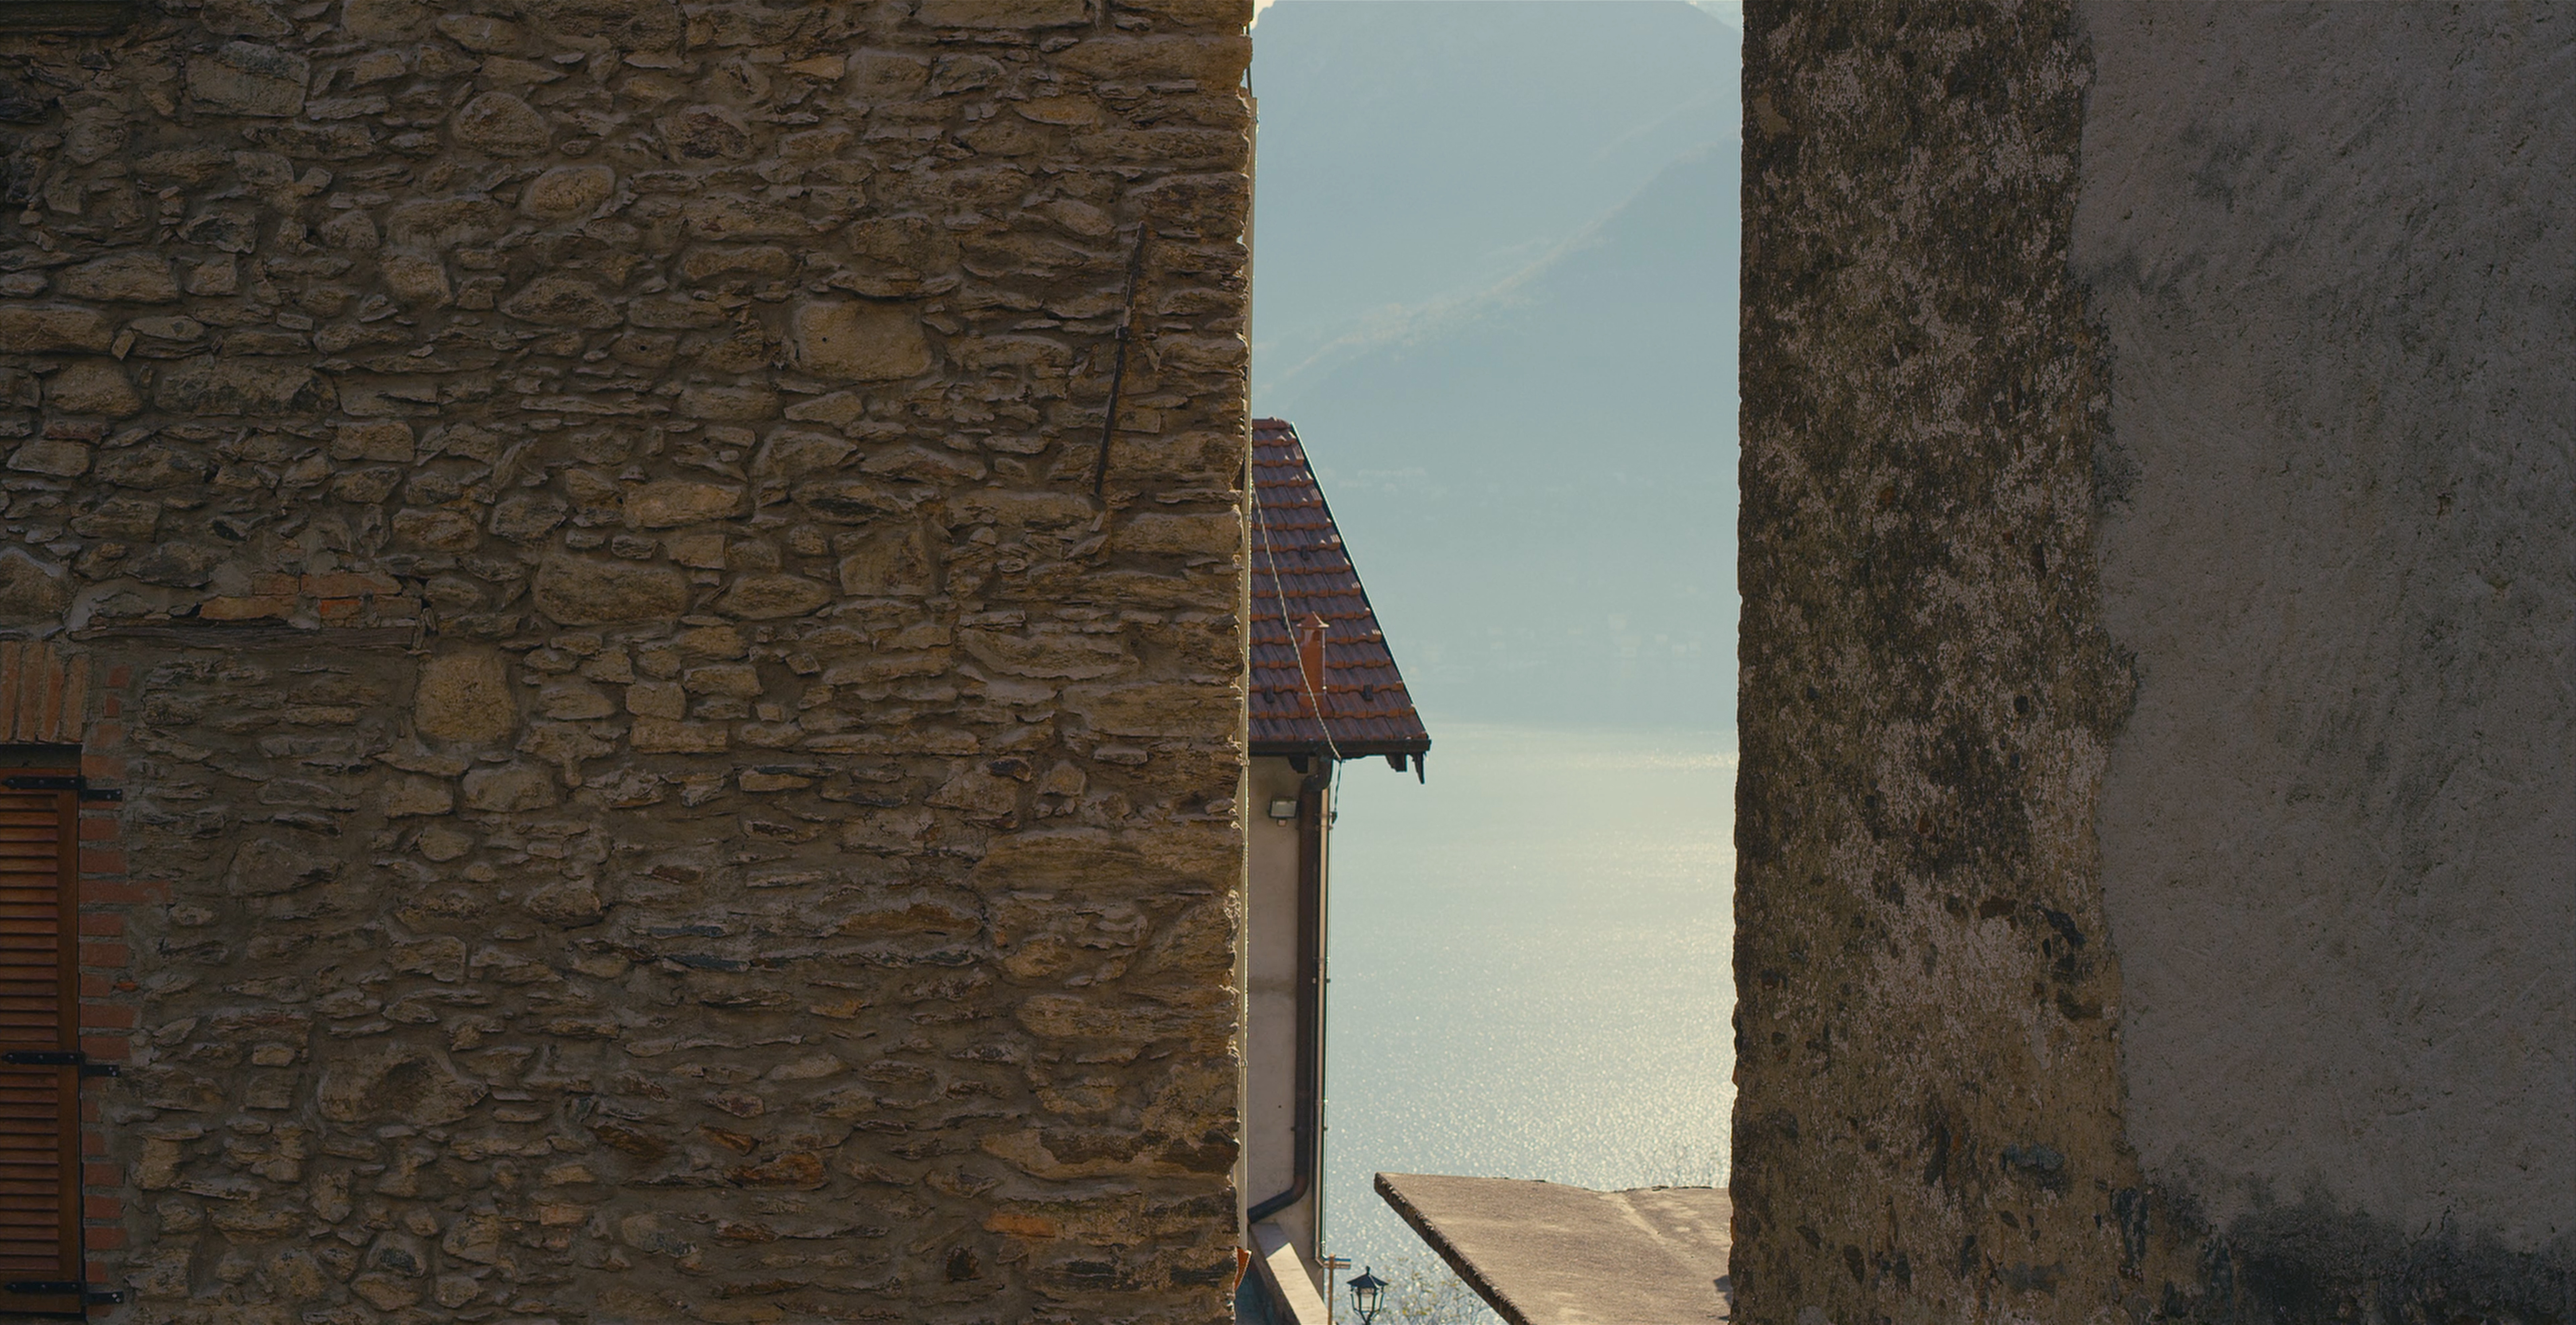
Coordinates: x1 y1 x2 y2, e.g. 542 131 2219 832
82 1196 122 1220
85 721 121 747
78 941 128 969
302 571 400 598
79 848 127 875
80 881 164 904
80 1003 136 1030
101 694 121 719
78 1035 127 1061
82 1229 125 1251
200 595 295 622
76 912 122 938
314 596 365 621
78 815 117 840
104 665 130 688
80 752 124 779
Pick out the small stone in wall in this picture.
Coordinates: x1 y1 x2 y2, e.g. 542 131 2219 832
451 91 552 158
625 480 744 529
45 361 141 417
521 165 616 220
460 764 556 812
8 439 91 478
0 549 68 623
383 776 454 818
716 574 832 620
503 275 621 329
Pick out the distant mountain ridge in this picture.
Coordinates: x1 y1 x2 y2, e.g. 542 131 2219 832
1251 2 1738 730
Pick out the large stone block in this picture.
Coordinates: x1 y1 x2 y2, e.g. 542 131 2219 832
186 42 309 117
918 0 1090 28
451 91 551 157
1060 681 1240 738
0 305 112 354
45 361 141 416
623 480 743 528
790 301 932 381
414 650 517 743
56 253 180 304
519 165 616 220
532 557 689 625
153 358 331 415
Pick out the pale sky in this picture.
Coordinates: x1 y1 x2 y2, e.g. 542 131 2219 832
1253 0 1742 31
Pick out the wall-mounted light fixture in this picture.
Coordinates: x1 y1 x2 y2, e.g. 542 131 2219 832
1266 797 1298 821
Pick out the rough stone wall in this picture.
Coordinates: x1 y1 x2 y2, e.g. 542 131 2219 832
1734 3 2141 1322
0 0 1254 1320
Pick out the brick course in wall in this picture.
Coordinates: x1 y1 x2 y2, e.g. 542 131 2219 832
0 1 1254 1321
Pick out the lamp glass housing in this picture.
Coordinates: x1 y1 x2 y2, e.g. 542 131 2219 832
1348 1268 1386 1320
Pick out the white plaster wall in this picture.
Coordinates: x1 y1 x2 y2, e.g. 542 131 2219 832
2076 1 2576 1253
1244 755 1318 1256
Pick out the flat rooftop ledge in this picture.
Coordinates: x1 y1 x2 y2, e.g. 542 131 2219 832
1374 1172 1732 1325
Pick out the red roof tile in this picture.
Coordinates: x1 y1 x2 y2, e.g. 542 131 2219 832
1249 418 1431 767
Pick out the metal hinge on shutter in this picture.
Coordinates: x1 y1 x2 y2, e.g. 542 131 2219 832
3 1283 127 1305
0 1050 118 1077
0 773 120 801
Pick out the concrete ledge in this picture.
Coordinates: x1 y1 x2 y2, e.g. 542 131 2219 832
1251 1219 1333 1325
1375 1172 1731 1325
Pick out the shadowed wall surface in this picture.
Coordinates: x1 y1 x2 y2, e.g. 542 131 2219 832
1739 2 2574 1322
2080 0 2576 1295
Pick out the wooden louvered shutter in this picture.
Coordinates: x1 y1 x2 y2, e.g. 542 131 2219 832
0 772 81 1315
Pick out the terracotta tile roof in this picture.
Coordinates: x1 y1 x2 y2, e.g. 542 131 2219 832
1249 418 1431 769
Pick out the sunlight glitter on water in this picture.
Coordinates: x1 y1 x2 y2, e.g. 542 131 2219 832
1315 723 1737 1273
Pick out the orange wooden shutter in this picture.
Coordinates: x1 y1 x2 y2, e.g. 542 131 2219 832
0 773 81 1315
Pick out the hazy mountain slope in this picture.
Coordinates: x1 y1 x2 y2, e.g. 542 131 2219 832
1250 1 1738 402
1273 143 1738 729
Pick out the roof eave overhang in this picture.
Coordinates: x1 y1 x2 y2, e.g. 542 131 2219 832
1249 739 1432 759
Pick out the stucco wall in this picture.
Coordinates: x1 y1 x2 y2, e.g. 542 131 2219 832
1241 752 1314 1255
1740 3 2574 1322
2080 0 2576 1288
0 1 1255 1320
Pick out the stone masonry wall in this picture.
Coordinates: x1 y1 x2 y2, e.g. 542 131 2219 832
0 1 1254 1321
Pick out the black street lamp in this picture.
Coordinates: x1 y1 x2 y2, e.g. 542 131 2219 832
1347 1267 1387 1325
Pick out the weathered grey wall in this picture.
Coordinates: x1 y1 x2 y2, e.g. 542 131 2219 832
0 0 1254 1320
1736 4 2139 1322
2079 0 2576 1299
1740 3 2574 1322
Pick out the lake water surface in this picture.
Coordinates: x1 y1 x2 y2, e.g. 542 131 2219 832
1315 722 1737 1292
